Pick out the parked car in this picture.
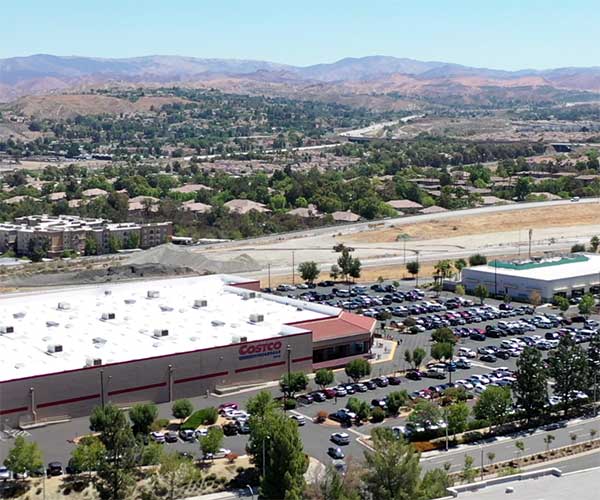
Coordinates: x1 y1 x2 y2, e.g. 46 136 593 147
150 431 166 443
290 415 306 426
328 447 345 459
179 429 196 441
323 388 337 399
388 376 402 385
0 467 12 480
405 370 423 380
222 423 238 436
164 431 178 443
330 432 350 445
47 462 63 477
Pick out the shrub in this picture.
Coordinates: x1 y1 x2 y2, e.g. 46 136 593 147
226 452 239 463
180 407 218 430
316 411 328 423
467 419 489 431
283 399 297 410
371 407 385 423
462 431 485 443
150 418 170 432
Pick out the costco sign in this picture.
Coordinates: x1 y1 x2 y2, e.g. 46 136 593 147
239 340 282 361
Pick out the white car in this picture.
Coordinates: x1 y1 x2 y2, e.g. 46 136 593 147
473 384 487 395
225 410 248 420
0 466 11 480
456 379 474 390
204 447 232 460
195 428 209 438
290 415 306 426
150 431 165 443
458 348 476 359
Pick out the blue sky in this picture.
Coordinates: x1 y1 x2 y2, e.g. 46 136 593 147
2 0 598 69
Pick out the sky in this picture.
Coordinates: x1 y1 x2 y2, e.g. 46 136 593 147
1 0 598 70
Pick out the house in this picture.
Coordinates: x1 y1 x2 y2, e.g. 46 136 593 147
419 205 448 214
48 192 67 202
224 199 270 214
170 183 213 194
4 196 39 205
386 200 423 213
288 204 321 219
479 196 514 206
68 199 83 208
81 188 108 198
182 201 212 213
330 211 360 223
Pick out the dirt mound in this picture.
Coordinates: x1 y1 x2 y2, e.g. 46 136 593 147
124 244 261 274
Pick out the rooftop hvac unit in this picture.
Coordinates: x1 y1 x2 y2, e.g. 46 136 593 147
240 336 248 343
211 320 225 327
0 326 14 334
13 312 26 319
160 305 174 312
193 299 208 308
249 314 264 323
153 329 169 338
242 292 257 300
46 321 59 327
47 344 63 353
147 290 160 299
101 312 116 321
104 290 112 295
57 302 70 310
124 299 136 304
85 357 102 367
92 337 107 345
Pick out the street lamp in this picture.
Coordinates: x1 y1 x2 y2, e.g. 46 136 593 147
262 435 271 480
285 345 292 413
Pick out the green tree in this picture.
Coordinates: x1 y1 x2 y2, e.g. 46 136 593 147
344 358 371 383
363 428 422 500
553 295 570 313
408 400 442 427
431 342 454 361
330 264 340 280
544 434 555 452
514 347 548 423
280 371 309 399
514 176 532 200
348 257 362 281
406 261 420 281
419 468 452 499
590 235 600 252
70 435 105 479
27 237 49 262
314 368 334 389
454 258 467 279
129 402 158 436
155 451 199 500
571 243 586 253
455 284 465 296
548 336 590 414
108 235 122 253
84 236 98 256
298 261 320 284
446 402 470 437
473 386 512 431
246 390 277 418
431 327 456 344
172 399 194 424
125 232 140 249
337 248 354 281
199 426 224 459
475 284 489 304
89 404 137 500
3 436 43 478
515 439 525 459
386 390 409 416
461 455 477 483
579 293 595 316
312 463 361 500
468 254 487 266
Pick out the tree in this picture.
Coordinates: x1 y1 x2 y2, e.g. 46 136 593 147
280 371 309 399
337 248 354 281
454 258 467 279
544 434 555 452
386 390 409 416
446 402 470 437
3 436 43 478
434 259 454 285
199 426 223 459
172 399 194 423
406 261 420 281
487 452 496 468
246 390 277 419
408 400 442 427
129 403 158 436
156 451 199 500
455 284 465 296
515 439 525 459
362 428 422 500
70 436 105 479
108 235 122 253
314 368 334 389
530 290 542 309
419 468 452 499
27 237 49 262
468 254 487 266
298 261 320 284
431 327 456 344
571 243 586 253
579 293 595 316
554 295 570 313
348 257 362 281
89 404 137 500
125 232 140 250
514 347 548 423
330 264 340 280
431 342 454 361
590 235 600 252
84 236 98 256
474 284 489 305
461 455 477 484
344 358 371 383
309 462 361 500
548 336 590 415
473 386 512 431
404 349 412 367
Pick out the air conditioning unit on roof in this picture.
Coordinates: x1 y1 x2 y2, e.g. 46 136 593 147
153 329 169 337
124 299 136 304
249 314 264 323
0 325 14 334
47 344 63 353
101 312 116 321
193 299 208 308
147 290 160 299
58 302 70 310
243 292 257 300
85 357 102 367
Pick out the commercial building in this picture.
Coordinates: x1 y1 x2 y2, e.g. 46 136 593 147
0 215 172 257
0 275 375 427
462 253 600 302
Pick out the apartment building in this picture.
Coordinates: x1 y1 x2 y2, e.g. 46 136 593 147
0 215 172 257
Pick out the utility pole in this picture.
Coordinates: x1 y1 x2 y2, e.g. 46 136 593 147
268 263 271 290
528 228 533 259
416 250 420 287
494 260 498 298
292 251 295 286
480 445 484 480
100 370 105 408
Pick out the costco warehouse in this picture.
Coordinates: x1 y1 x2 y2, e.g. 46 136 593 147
0 275 375 427
462 253 600 302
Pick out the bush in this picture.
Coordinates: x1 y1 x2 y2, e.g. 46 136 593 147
371 407 385 423
412 441 439 452
462 431 485 443
180 407 218 430
467 419 489 431
283 399 297 410
150 418 170 432
316 410 328 423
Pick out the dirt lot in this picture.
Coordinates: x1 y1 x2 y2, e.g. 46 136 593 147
341 203 600 244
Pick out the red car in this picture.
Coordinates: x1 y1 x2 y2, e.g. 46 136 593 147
218 402 238 414
323 388 337 399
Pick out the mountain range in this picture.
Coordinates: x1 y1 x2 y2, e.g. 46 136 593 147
1 54 600 103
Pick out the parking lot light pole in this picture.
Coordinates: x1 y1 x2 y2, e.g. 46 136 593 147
480 445 484 480
262 435 270 480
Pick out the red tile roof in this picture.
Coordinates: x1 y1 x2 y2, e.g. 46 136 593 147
289 311 375 343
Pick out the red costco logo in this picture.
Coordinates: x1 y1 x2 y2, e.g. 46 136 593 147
238 341 282 360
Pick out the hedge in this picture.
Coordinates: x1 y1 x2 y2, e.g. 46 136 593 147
180 407 218 430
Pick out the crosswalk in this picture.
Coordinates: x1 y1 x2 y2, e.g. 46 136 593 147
0 429 30 441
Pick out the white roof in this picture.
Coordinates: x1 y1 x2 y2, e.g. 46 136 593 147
467 253 600 282
0 275 336 381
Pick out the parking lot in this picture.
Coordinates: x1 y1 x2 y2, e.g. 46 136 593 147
2 278 598 474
